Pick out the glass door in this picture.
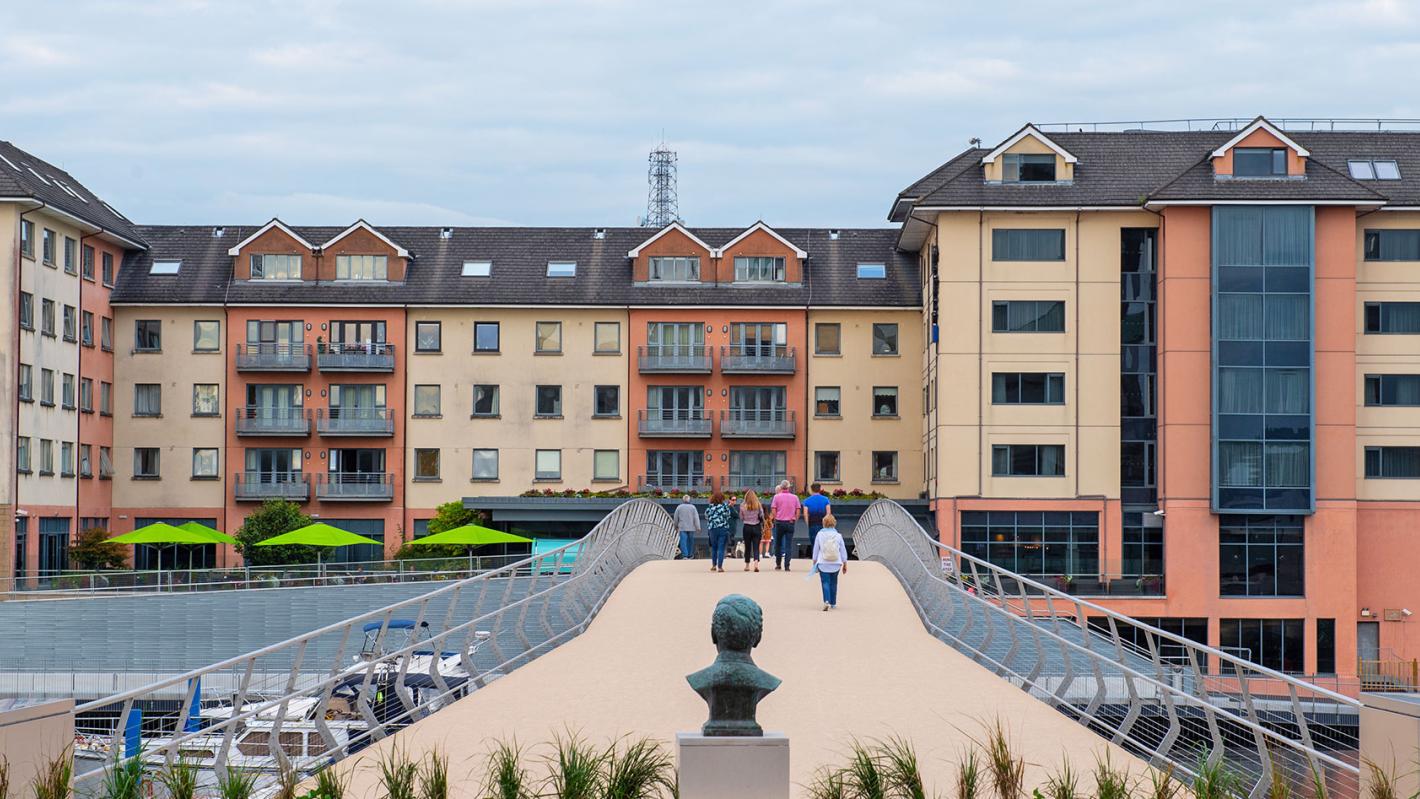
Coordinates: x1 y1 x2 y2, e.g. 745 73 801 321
648 322 703 356
649 386 702 420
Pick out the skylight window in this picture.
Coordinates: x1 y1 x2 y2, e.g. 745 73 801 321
150 260 182 275
101 201 129 222
1350 159 1401 180
0 153 17 170
462 260 492 277
547 261 576 277
857 262 887 279
26 167 50 185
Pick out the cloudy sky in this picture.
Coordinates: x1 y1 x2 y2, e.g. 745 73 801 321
4 0 1418 228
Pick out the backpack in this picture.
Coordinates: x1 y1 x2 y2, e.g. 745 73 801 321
820 533 841 563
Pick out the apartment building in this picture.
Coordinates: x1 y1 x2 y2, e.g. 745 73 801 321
893 116 1420 675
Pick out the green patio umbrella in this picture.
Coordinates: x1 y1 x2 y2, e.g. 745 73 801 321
176 521 238 545
407 525 532 572
109 522 222 575
255 522 383 577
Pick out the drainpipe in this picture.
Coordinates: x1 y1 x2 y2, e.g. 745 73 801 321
13 206 34 575
1073 211 1082 499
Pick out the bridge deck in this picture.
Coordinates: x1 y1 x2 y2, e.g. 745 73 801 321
340 559 1143 797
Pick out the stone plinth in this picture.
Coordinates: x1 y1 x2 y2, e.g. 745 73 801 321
677 732 789 799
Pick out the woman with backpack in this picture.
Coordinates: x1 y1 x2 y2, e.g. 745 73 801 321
811 513 847 610
739 490 764 572
703 491 738 573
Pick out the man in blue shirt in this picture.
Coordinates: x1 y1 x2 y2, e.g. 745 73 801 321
801 483 832 544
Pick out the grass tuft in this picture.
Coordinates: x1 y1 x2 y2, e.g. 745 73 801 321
983 720 1024 799
1044 759 1080 799
1092 752 1131 799
542 731 605 799
97 753 144 799
879 736 929 799
377 745 420 799
957 749 982 799
603 737 675 799
806 766 849 799
1190 754 1241 799
483 740 532 799
417 751 449 799
313 765 350 799
1144 764 1178 799
1364 759 1403 799
29 749 71 799
155 757 199 799
843 740 889 799
215 768 258 799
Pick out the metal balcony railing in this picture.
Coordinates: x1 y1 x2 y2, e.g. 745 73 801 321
317 341 396 372
235 342 312 371
233 471 309 501
636 409 712 437
317 472 395 501
637 344 711 373
719 408 795 438
316 407 395 436
637 474 712 495
722 473 794 494
234 406 311 436
719 344 795 373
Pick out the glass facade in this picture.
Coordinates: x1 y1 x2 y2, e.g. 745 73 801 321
1121 228 1158 508
960 511 1099 577
1212 206 1314 514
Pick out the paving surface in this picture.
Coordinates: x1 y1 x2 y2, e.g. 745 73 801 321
339 559 1146 798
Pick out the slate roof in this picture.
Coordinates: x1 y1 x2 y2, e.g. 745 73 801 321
112 225 920 307
0 140 146 247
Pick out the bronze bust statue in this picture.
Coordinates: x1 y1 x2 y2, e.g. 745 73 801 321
686 594 781 736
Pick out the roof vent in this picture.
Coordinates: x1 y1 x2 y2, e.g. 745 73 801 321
593 228 606 240
440 227 453 239
828 230 840 240
211 227 225 238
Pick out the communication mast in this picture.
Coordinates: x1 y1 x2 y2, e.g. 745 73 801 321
644 142 680 227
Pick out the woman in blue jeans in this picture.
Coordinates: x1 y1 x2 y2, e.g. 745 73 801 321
703 491 738 573
811 513 847 610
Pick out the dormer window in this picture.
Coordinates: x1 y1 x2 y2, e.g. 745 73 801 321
1233 148 1287 177
335 254 387 281
1003 153 1055 183
649 256 699 282
250 254 301 280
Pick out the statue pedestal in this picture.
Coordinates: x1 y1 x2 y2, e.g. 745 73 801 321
676 732 789 799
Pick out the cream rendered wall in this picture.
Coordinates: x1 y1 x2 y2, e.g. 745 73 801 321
1355 211 1420 500
930 210 1156 500
806 309 923 498
0 205 16 576
111 306 228 509
404 307 629 503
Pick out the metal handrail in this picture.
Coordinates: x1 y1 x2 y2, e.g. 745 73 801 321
71 499 677 788
853 499 1360 799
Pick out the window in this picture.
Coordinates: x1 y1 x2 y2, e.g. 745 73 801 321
1365 375 1420 406
81 311 94 346
815 386 841 417
734 256 786 282
149 260 181 275
414 321 441 353
80 378 93 412
815 451 841 482
857 262 886 279
594 450 620 481
79 444 92 478
61 374 75 409
535 449 562 480
19 292 32 329
992 300 1065 332
1219 618 1304 673
38 440 53 475
649 256 700 281
1365 446 1420 478
102 252 114 286
62 305 76 341
101 317 112 351
18 365 31 402
134 319 162 351
62 236 76 273
594 385 620 417
134 384 162 417
993 229 1066 261
60 442 74 476
535 321 562 353
962 510 1099 577
99 446 113 478
335 254 387 280
535 385 562 417
871 386 898 417
1232 148 1288 177
472 449 499 480
474 321 500 352
1122 513 1165 578
41 299 55 336
192 448 219 479
992 444 1066 476
1121 371 1157 417
41 228 54 264
39 369 54 406
20 219 33 257
546 261 576 277
192 384 220 416
992 372 1066 404
1316 619 1337 674
472 384 500 417
16 437 29 473
194 320 221 352
1349 160 1401 180
1002 152 1056 182
814 323 841 355
594 322 620 353
133 448 160 479
82 245 94 280
100 382 113 415
872 451 898 482
250 253 301 280
462 260 491 277
413 449 440 480
413 384 441 417
1220 515 1305 597
872 323 899 355
1364 230 1420 261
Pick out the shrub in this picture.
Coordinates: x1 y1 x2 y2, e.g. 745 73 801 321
68 528 127 571
234 501 318 566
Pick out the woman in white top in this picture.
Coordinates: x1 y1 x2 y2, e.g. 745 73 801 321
811 513 848 611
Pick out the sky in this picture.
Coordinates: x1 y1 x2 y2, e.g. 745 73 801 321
3 0 1420 229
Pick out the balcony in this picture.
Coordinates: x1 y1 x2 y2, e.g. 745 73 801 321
637 474 713 495
722 474 795 495
317 472 395 502
637 409 712 438
719 345 795 374
720 409 795 438
316 407 395 437
638 345 712 374
234 406 311 437
317 341 396 372
236 343 312 372
233 471 309 502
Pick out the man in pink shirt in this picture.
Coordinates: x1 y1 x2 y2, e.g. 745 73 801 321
768 481 801 571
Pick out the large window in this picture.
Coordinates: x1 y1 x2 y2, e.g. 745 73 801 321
593 450 620 481
815 387 841 417
594 322 620 353
734 256 785 282
594 385 619 417
992 372 1065 404
871 387 898 417
649 256 699 281
1219 515 1305 596
991 444 1065 477
474 322 500 352
134 384 162 416
192 384 220 416
961 511 1099 577
535 449 562 480
134 319 162 351
413 449 440 480
646 450 703 490
472 449 499 480
19 292 32 330
1219 618 1304 673
335 254 387 280
1364 229 1420 261
40 369 54 406
1121 513 1164 578
814 451 840 482
872 323 899 355
535 385 562 417
41 228 54 264
472 385 500 417
1365 302 1420 334
992 229 1066 261
815 323 841 355
413 385 441 417
250 253 301 280
535 321 562 353
133 448 161 479
194 320 221 352
1086 617 1206 667
102 252 114 285
1232 148 1287 177
729 451 787 490
41 299 55 336
1001 153 1055 183
62 305 76 341
81 311 94 346
871 451 898 482
20 219 32 258
1365 447 1420 479
192 448 219 479
18 364 31 402
415 321 442 353
1366 375 1420 406
992 300 1065 332
82 245 94 280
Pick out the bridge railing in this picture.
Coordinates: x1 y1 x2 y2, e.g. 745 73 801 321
71 499 676 788
852 499 1361 799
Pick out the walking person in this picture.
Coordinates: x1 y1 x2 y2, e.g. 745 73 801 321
801 483 832 542
759 507 773 560
673 494 700 560
768 481 801 571
704 491 738 573
812 513 848 610
740 490 764 572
